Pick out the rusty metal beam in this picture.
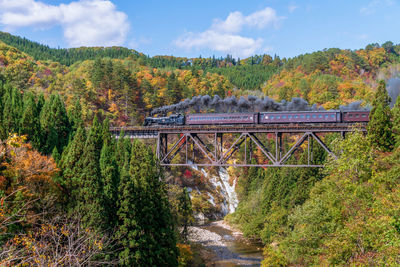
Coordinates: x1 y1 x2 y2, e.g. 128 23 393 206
218 133 245 164
161 134 186 163
247 133 277 164
161 163 324 167
310 132 337 159
187 134 215 163
278 132 309 165
152 126 346 168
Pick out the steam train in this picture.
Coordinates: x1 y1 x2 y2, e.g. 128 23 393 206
143 110 370 126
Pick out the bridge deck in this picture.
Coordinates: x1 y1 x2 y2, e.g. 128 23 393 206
110 122 366 136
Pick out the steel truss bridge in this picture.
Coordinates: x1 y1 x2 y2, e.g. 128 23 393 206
110 123 366 168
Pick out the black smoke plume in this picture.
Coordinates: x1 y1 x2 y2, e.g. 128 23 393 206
151 95 370 116
387 78 400 107
150 95 328 115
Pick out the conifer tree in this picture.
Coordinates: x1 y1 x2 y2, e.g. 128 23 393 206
115 130 131 172
99 118 119 229
67 98 83 132
36 93 45 113
392 95 400 148
0 79 5 139
52 95 71 152
52 146 61 165
2 86 23 137
20 92 41 149
77 116 105 231
91 58 105 88
177 187 193 241
368 80 394 151
59 126 86 211
40 94 71 154
116 139 178 266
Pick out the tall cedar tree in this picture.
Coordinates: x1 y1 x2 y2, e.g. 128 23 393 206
2 86 23 138
40 94 71 154
99 118 119 229
178 187 193 241
59 126 86 210
67 98 84 133
392 95 400 148
0 78 5 139
115 130 131 173
116 139 178 266
367 80 394 151
20 93 41 149
77 116 105 231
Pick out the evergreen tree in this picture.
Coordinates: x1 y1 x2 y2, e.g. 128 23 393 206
40 94 71 154
59 126 86 211
52 146 61 165
367 80 394 151
20 92 41 149
77 116 105 231
52 95 71 152
177 187 193 241
91 58 105 88
392 95 400 147
36 93 45 113
99 118 119 229
67 98 83 132
115 130 131 172
116 139 178 266
0 78 5 139
2 86 23 137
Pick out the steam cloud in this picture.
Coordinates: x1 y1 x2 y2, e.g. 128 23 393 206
151 95 368 116
387 78 400 107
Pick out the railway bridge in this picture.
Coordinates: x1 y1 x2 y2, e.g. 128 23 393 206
110 123 366 168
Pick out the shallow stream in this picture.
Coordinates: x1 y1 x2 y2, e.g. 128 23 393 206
190 221 263 266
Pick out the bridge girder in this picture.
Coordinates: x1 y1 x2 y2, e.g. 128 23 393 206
157 131 338 168
111 123 366 168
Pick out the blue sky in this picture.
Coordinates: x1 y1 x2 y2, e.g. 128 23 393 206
0 0 399 59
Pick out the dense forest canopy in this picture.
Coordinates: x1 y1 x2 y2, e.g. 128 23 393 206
2 32 400 127
0 32 400 265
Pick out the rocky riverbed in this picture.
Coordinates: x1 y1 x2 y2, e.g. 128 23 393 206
188 221 263 266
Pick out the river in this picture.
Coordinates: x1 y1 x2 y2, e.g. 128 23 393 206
188 220 263 266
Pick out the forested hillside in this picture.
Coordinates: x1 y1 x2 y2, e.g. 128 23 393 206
1 32 400 266
3 33 400 128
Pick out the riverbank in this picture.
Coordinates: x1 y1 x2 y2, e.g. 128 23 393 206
188 220 263 266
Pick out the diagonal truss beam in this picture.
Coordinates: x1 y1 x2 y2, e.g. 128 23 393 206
218 133 245 164
278 132 309 165
192 134 215 159
157 131 338 167
247 133 277 164
310 132 337 159
161 134 186 163
187 133 215 163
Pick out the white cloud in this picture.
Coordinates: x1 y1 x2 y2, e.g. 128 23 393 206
288 4 298 13
360 0 394 15
175 30 263 58
174 7 283 58
0 0 130 47
244 7 281 29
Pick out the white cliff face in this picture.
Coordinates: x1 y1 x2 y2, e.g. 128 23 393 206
188 163 239 217
218 168 239 214
207 168 238 215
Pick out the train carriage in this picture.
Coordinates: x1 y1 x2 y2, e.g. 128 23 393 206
144 110 370 126
186 113 258 125
342 111 369 122
259 111 341 124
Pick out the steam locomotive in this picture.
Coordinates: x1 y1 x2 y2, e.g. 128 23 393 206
143 110 369 126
